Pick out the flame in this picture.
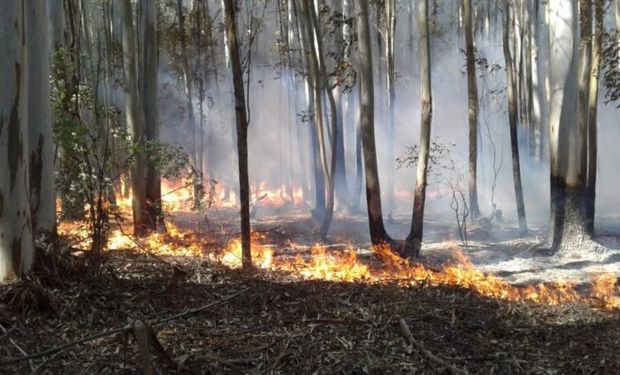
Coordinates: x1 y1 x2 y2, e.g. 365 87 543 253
59 216 620 311
592 273 620 309
217 235 274 269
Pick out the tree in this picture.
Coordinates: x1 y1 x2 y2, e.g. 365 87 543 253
356 0 393 247
224 0 252 269
141 0 163 231
546 0 587 253
0 2 35 281
585 0 603 234
27 0 56 240
406 0 433 258
120 0 149 237
503 0 527 235
463 0 481 220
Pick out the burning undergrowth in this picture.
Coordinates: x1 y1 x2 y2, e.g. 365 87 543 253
60 212 620 313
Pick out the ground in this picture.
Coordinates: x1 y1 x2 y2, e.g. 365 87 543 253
0 210 619 374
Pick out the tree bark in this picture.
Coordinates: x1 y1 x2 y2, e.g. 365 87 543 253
503 0 528 235
26 0 56 240
0 1 35 281
356 0 393 246
385 0 396 218
585 0 603 234
406 0 433 258
120 0 148 237
224 0 252 269
140 0 162 232
463 0 480 219
547 0 586 252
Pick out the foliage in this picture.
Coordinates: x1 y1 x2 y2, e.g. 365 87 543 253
52 48 191 253
601 30 620 106
396 140 469 244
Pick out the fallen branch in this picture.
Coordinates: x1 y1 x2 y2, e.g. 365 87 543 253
398 318 461 374
0 288 249 367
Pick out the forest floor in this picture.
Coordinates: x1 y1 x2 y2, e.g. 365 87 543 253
0 209 619 374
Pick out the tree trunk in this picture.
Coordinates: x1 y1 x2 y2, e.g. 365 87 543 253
0 1 35 281
385 0 396 219
26 0 56 240
547 0 586 253
503 0 528 236
356 0 393 246
578 0 592 203
224 0 251 269
585 0 603 234
463 0 480 219
140 0 162 232
406 0 433 258
176 0 199 171
120 0 148 237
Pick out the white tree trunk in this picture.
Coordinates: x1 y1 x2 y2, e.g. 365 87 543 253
407 0 433 258
0 2 34 281
547 0 585 251
26 0 56 239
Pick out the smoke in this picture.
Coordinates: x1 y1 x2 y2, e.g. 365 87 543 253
155 0 619 235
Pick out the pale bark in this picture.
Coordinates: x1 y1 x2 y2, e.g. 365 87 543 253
463 0 480 219
385 0 396 218
406 0 433 258
0 2 34 281
503 0 527 235
547 0 585 252
120 0 148 236
224 0 252 269
26 0 56 240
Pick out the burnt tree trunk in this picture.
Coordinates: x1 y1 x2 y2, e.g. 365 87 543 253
224 0 252 269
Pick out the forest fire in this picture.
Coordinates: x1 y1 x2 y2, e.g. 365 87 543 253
62 216 619 312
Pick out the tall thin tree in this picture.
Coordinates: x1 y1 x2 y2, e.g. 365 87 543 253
224 0 252 269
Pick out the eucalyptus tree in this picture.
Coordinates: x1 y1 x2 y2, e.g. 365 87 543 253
463 0 481 220
224 0 252 269
585 0 604 234
27 0 56 240
140 0 163 231
121 0 149 236
503 0 527 235
406 0 434 258
546 0 586 253
0 2 34 281
356 0 393 246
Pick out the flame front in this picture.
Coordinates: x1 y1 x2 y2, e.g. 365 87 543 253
57 184 620 312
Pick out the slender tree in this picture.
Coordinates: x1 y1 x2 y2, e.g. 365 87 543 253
463 0 481 219
406 0 433 258
503 0 528 235
120 0 148 236
356 0 393 246
224 0 252 269
141 0 162 231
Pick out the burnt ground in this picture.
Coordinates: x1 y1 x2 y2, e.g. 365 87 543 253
0 210 619 374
